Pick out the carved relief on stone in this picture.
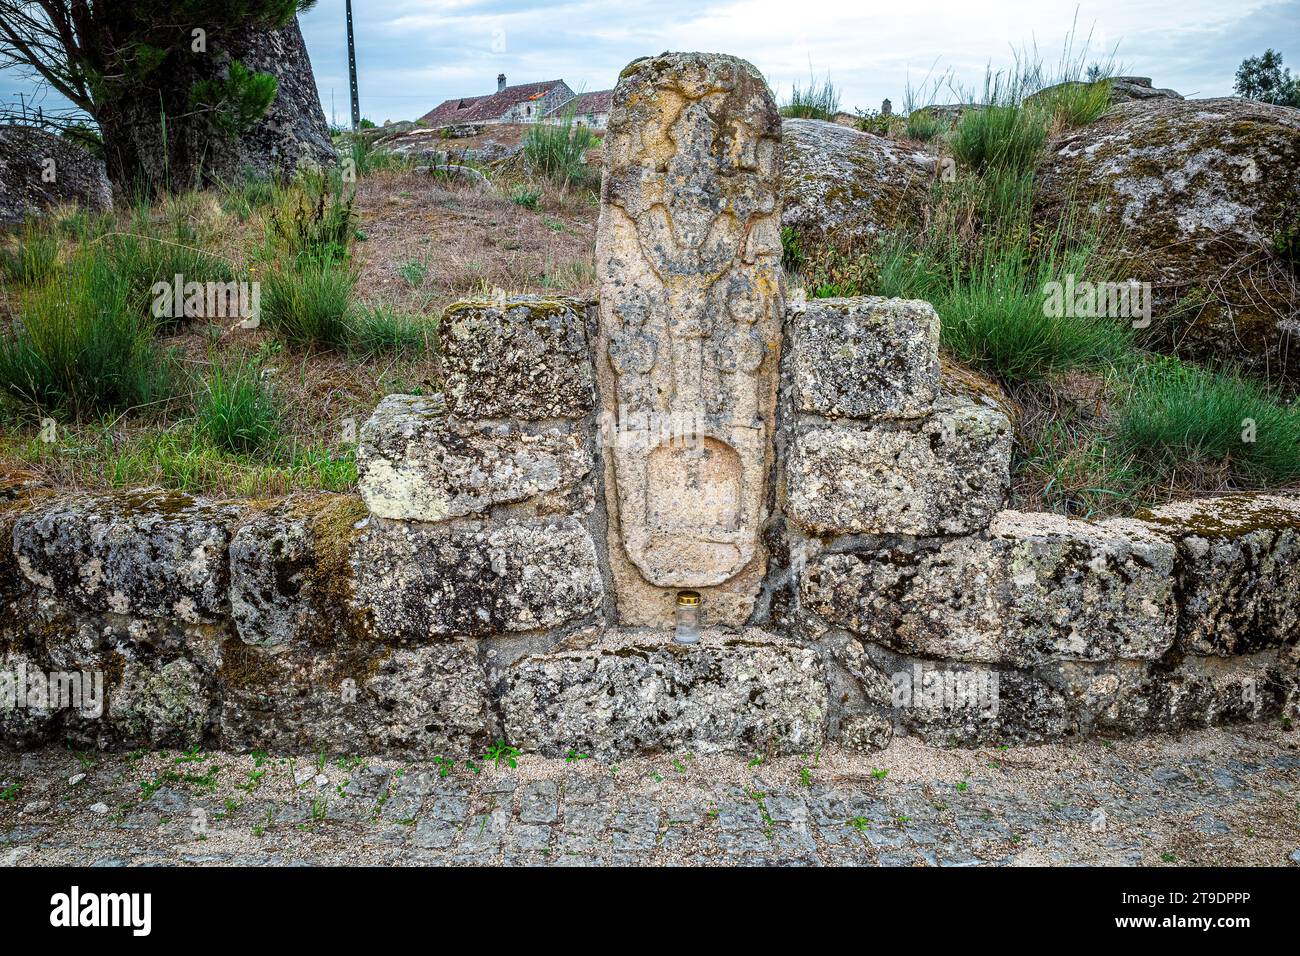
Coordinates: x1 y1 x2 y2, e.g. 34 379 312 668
595 52 784 591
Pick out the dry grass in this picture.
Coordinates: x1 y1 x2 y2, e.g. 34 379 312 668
351 168 597 313
0 165 599 498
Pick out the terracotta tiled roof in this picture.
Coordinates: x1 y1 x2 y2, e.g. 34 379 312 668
418 95 488 126
421 80 568 126
546 89 614 118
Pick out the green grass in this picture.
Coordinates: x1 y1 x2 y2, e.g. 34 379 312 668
351 305 433 355
1015 418 1149 518
92 427 356 496
193 358 280 455
904 109 946 142
221 170 278 220
937 246 1135 385
0 221 60 285
263 172 358 268
102 229 233 331
949 103 1048 176
1032 79 1113 131
780 75 841 121
341 136 413 177
262 259 356 349
1115 359 1300 487
0 246 173 418
523 107 597 187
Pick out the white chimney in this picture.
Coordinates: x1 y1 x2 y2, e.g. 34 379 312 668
497 73 507 93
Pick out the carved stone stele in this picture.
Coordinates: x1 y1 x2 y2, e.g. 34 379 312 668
595 52 784 625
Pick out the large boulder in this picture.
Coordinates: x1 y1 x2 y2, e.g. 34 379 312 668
0 126 112 224
1035 97 1300 370
1029 76 1182 111
207 17 336 183
780 117 935 245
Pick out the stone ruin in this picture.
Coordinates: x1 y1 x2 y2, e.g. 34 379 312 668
0 53 1297 759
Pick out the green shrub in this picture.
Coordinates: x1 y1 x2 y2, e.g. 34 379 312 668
194 358 279 454
262 259 356 348
511 184 543 209
780 227 806 273
854 109 893 136
189 59 279 139
523 107 597 187
904 109 945 142
803 245 879 298
0 247 172 417
1115 359 1300 487
1272 207 1300 269
780 76 840 121
0 221 59 285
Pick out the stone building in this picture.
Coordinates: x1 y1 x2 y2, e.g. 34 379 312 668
419 74 575 127
544 89 614 129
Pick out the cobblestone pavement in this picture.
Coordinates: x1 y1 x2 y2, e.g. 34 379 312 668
3 723 1299 867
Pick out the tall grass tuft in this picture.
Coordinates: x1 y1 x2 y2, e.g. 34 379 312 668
949 102 1048 176
523 104 597 187
264 172 358 268
342 135 413 177
780 75 841 121
904 109 946 142
1115 360 1300 487
103 229 233 330
1032 79 1112 134
194 357 279 454
937 242 1134 385
261 258 357 349
0 247 173 417
0 220 60 286
351 305 432 355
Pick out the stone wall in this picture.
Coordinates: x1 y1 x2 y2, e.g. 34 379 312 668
1 52 1296 759
1 292 1296 756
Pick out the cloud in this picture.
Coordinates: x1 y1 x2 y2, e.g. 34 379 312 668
3 0 1297 125
300 0 1299 123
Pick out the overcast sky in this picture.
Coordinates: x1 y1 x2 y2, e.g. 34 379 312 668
2 0 1298 124
296 0 1300 124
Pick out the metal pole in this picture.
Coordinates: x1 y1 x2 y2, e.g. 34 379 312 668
346 0 360 130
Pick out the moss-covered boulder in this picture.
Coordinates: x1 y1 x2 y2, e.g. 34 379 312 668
1035 97 1300 371
780 117 935 246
